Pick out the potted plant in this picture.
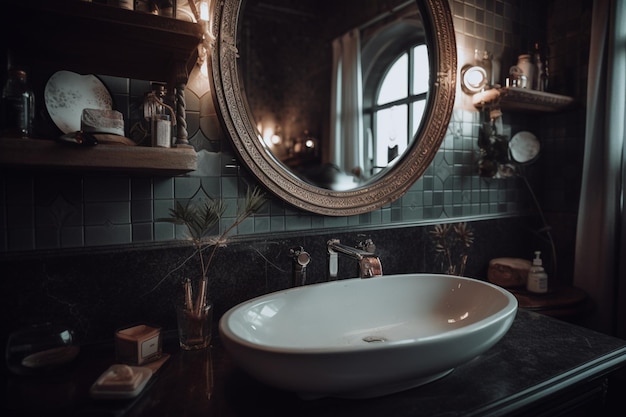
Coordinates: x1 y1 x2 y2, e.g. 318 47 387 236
160 186 266 349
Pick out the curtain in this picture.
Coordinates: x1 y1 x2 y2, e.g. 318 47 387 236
574 0 626 336
330 29 365 176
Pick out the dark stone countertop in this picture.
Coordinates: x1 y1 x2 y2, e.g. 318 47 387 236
3 309 626 417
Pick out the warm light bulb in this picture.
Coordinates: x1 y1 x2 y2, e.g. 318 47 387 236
200 0 209 21
460 64 488 94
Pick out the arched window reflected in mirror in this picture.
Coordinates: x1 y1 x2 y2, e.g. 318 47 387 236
365 44 429 176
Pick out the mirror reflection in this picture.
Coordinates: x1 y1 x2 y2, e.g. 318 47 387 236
240 0 428 190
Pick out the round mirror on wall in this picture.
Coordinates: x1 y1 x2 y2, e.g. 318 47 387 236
211 0 456 216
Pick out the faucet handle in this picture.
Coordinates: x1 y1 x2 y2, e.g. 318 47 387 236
290 247 311 286
357 239 376 254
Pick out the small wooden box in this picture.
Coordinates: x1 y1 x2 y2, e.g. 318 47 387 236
115 325 162 365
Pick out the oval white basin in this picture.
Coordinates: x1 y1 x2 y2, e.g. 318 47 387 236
219 273 517 399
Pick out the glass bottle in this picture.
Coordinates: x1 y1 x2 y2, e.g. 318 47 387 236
532 42 549 92
143 84 174 147
516 54 534 89
1 69 35 138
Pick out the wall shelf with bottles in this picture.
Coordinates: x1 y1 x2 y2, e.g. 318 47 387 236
2 0 203 175
473 87 575 113
0 137 197 175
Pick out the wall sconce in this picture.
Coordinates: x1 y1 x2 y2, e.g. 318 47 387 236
461 64 488 94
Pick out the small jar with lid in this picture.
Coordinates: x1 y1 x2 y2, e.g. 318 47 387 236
1 69 35 138
516 54 535 89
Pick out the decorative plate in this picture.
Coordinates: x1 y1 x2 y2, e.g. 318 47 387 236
44 70 113 134
509 131 540 164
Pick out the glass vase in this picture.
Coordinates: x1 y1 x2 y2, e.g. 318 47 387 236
176 301 213 350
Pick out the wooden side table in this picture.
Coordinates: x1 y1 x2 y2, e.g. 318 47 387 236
510 286 590 323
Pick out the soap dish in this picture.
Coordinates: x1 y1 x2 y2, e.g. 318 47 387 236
90 364 153 400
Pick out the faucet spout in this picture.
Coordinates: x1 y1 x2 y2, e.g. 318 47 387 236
327 239 382 279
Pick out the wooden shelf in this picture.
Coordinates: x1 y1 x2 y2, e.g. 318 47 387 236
473 87 575 113
0 137 197 175
3 0 202 85
1 1 202 175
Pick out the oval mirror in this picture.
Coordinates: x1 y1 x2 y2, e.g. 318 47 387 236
211 0 456 216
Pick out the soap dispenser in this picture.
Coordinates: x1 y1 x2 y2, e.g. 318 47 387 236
527 251 548 293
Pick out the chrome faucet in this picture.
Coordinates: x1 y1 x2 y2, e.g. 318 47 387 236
290 246 311 286
327 239 382 279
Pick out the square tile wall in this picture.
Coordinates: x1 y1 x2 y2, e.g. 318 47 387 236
0 0 585 253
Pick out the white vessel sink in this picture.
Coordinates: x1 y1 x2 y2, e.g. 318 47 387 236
219 273 517 399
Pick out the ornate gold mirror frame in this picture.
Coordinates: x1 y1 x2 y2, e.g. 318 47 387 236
210 0 456 216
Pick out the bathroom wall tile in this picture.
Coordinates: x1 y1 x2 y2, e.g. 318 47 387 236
132 223 153 242
347 215 361 227
35 227 59 250
402 206 423 222
221 198 238 220
61 226 84 248
85 224 132 246
131 200 153 223
221 177 239 199
7 204 33 228
311 216 325 229
7 228 34 251
174 223 189 240
253 216 271 234
153 178 174 199
84 177 130 202
285 215 311 231
131 178 152 200
323 217 349 229
153 199 174 221
270 216 285 232
174 177 201 199
237 217 255 235
154 222 175 241
35 204 58 228
6 177 33 205
84 202 131 226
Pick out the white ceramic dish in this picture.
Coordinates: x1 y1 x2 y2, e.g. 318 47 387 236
220 273 518 399
44 70 113 134
90 365 152 400
509 131 540 163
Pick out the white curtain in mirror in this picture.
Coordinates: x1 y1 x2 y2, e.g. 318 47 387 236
330 29 366 179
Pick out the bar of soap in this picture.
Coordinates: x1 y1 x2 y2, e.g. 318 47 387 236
90 364 152 399
81 108 125 136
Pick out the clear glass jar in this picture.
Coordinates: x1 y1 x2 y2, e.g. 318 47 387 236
516 54 534 89
1 69 35 138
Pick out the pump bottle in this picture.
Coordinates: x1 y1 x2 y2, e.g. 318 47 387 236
527 251 548 293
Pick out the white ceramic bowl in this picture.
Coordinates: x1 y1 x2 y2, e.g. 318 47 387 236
219 273 517 399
